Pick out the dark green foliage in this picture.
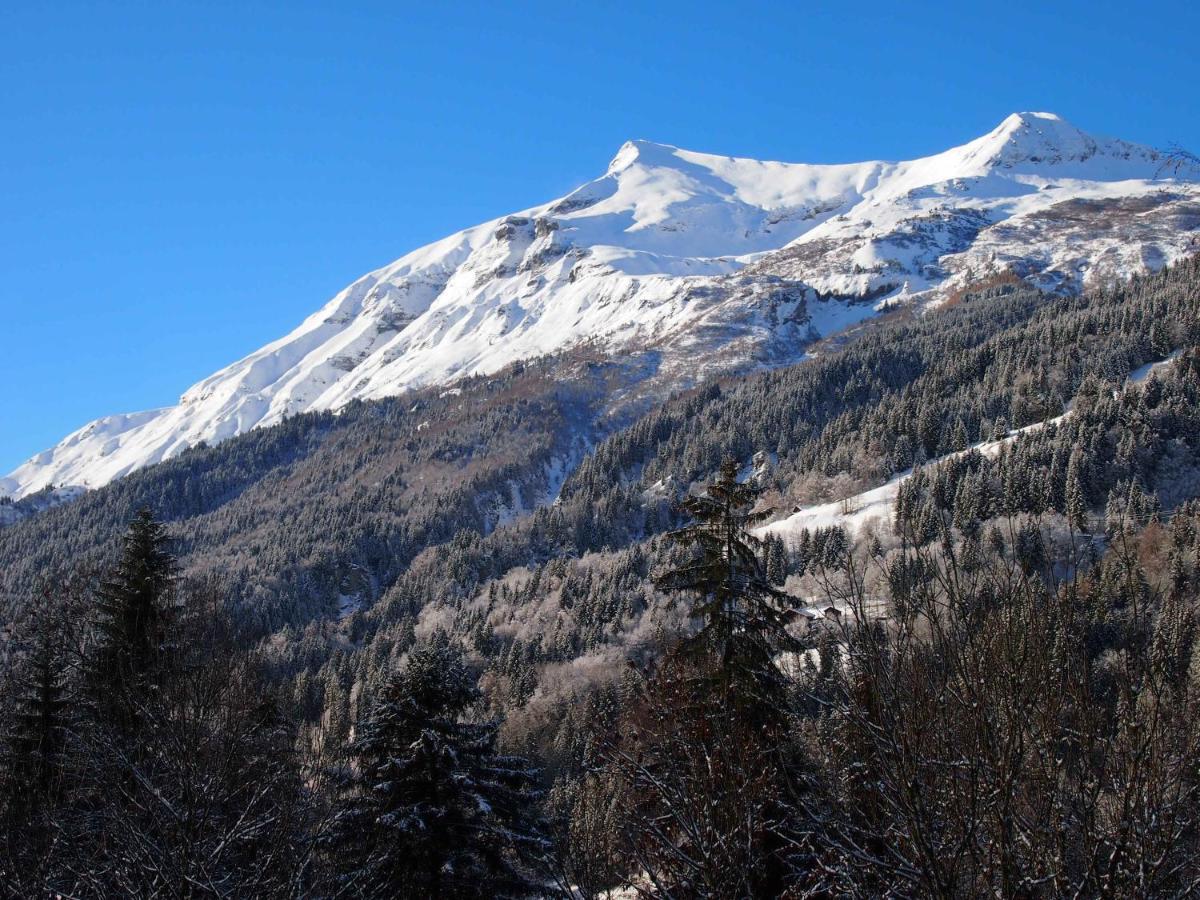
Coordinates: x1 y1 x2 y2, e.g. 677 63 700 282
657 458 798 714
88 508 176 706
4 610 69 805
0 523 313 897
893 347 1200 547
1065 449 1089 531
326 644 549 898
0 600 71 871
765 532 790 585
566 257 1200 510
596 461 805 896
0 353 624 635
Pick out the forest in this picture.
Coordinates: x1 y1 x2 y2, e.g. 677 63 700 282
2 258 1200 897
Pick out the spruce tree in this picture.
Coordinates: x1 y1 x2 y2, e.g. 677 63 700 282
2 606 70 820
607 459 807 896
655 458 799 712
87 508 176 718
1065 449 1089 532
327 643 548 898
765 532 790 586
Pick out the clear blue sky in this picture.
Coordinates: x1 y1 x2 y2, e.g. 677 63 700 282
2 1 1197 475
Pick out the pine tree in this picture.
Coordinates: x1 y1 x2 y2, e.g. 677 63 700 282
765 533 789 586
87 508 177 723
327 643 548 898
655 458 799 714
1 606 70 824
1066 450 1089 532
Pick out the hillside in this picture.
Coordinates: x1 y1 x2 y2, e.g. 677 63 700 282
3 258 1196 626
3 254 1200 897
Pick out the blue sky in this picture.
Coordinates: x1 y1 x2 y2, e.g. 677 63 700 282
2 1 1197 475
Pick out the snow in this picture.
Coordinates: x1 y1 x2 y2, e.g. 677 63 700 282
758 419 1069 543
336 593 362 619
6 113 1198 500
758 352 1184 545
1127 350 1182 385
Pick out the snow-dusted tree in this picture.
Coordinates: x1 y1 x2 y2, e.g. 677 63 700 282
326 643 548 898
655 458 799 716
1066 449 1089 532
798 501 1200 897
765 532 790 586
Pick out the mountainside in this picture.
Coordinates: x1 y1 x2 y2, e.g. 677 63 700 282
5 112 1199 500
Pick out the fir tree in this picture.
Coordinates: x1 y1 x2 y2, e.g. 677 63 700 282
327 643 548 898
656 458 799 713
765 533 789 586
87 508 177 722
1 605 70 820
1066 449 1089 532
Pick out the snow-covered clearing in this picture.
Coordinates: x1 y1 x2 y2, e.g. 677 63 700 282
757 351 1183 544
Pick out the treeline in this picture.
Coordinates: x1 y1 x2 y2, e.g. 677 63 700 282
6 440 1200 895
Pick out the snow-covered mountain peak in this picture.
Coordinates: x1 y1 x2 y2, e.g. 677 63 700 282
6 115 1198 501
1006 110 1064 124
606 139 682 174
954 110 1163 177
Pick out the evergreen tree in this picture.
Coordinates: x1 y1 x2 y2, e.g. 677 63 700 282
606 459 807 896
949 417 970 452
88 508 177 707
6 612 69 800
64 585 314 898
1066 449 1089 532
327 643 548 898
655 458 799 713
765 532 789 586
0 602 71 863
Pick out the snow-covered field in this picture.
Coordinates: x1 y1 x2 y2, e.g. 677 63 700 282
5 113 1198 500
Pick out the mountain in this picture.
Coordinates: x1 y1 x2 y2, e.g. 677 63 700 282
4 112 1198 500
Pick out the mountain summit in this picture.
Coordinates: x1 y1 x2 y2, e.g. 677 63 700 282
960 111 1163 173
4 114 1198 500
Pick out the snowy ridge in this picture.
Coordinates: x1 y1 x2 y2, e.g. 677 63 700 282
5 113 1199 499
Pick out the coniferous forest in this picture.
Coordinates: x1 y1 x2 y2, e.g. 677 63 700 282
2 258 1200 896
